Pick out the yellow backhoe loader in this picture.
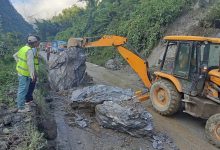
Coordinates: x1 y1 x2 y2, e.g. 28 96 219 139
69 35 220 147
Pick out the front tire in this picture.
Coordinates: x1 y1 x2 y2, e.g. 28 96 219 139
150 79 181 116
205 113 220 148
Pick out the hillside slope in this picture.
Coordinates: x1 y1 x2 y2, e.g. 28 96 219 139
148 2 220 66
0 0 33 36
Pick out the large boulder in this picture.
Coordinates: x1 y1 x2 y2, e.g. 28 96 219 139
48 47 87 91
95 100 153 137
69 85 134 109
69 84 153 137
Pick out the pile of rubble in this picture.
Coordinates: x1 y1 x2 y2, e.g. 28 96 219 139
0 104 35 150
105 58 123 70
68 85 179 149
69 85 153 137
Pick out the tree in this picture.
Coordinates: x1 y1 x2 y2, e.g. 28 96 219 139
78 0 100 35
0 15 4 40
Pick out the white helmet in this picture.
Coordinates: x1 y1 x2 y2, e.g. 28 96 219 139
28 36 38 43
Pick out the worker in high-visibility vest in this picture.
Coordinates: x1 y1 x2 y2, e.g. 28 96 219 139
13 35 40 113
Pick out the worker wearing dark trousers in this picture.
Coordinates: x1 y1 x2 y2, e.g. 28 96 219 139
25 36 41 107
25 79 36 104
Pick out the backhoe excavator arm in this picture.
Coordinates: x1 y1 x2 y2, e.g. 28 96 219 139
83 35 152 89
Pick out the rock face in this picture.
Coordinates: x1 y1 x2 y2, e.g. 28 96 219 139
48 47 87 91
95 100 153 137
70 85 134 109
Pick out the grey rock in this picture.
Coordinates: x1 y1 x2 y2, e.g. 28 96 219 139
105 58 122 70
150 132 178 150
48 47 87 91
0 141 7 150
194 0 210 9
3 128 10 134
24 118 31 123
75 114 88 128
9 108 18 113
45 96 54 103
0 103 7 110
95 100 153 137
70 85 134 109
13 115 22 123
0 119 3 125
152 140 164 150
39 118 57 140
0 104 8 117
3 115 12 126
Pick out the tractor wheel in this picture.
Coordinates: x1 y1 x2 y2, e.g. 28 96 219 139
205 113 220 148
150 79 181 116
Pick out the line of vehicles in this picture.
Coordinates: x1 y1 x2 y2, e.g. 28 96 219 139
39 40 67 53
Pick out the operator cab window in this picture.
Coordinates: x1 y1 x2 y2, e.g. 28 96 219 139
162 42 177 73
190 44 198 73
208 44 220 70
174 43 191 78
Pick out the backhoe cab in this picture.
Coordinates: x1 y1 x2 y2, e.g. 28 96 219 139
69 35 220 147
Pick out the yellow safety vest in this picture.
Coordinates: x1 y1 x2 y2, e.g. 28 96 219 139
16 45 39 77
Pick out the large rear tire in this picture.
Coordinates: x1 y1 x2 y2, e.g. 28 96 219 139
205 113 220 148
150 79 181 116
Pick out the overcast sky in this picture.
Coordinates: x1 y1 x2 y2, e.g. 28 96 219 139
10 0 85 22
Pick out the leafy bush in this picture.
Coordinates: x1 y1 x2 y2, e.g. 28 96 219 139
20 124 46 150
0 54 17 105
0 32 23 105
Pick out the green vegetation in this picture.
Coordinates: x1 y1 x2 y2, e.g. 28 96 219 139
19 123 46 150
36 0 194 65
35 59 50 117
200 1 220 27
0 31 23 105
0 51 17 106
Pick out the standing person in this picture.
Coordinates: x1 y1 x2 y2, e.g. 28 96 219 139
14 35 40 112
25 36 40 107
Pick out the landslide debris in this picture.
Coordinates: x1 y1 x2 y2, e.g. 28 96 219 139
70 84 134 109
96 100 153 137
48 47 89 91
69 85 153 137
0 104 46 150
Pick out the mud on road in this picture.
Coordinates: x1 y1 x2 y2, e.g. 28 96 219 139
86 62 218 150
44 59 177 150
43 55 218 150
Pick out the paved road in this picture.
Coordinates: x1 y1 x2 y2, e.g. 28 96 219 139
86 62 218 150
